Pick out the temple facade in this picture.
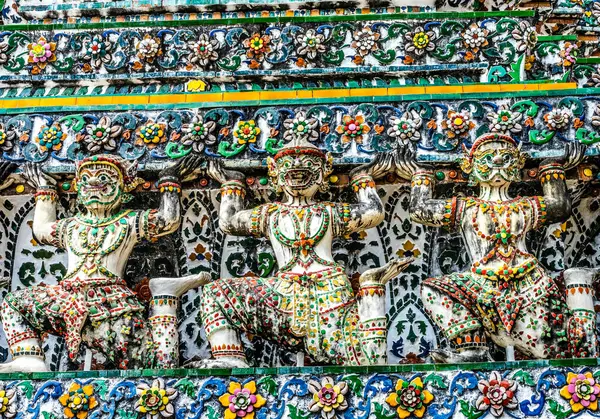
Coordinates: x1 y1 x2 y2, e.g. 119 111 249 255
0 0 600 416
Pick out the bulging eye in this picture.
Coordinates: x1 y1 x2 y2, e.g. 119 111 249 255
307 161 313 167
81 175 89 183
99 175 108 183
503 154 512 162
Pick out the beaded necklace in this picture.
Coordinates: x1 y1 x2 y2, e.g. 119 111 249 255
468 197 536 281
272 203 336 271
66 213 130 278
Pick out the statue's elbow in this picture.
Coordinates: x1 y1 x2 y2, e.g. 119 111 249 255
218 219 234 235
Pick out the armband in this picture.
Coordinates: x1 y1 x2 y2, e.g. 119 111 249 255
538 162 565 184
221 180 246 197
157 181 182 194
350 174 375 192
34 189 58 202
411 170 435 187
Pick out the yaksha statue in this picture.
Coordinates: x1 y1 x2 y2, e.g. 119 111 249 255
394 133 596 362
0 155 208 372
196 139 413 367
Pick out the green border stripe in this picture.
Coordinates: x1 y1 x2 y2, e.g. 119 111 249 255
0 10 535 31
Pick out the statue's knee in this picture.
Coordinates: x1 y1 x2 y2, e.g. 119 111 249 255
420 283 437 311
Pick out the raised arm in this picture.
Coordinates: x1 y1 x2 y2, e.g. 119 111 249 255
205 159 255 236
21 163 60 245
537 142 586 224
340 156 389 235
148 155 204 238
392 146 456 230
0 162 16 191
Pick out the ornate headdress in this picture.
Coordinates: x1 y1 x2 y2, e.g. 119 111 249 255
273 137 328 162
75 155 144 193
460 133 522 174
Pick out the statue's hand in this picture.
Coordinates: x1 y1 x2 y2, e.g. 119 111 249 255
395 144 430 180
349 153 395 179
22 163 56 189
0 161 16 190
205 159 244 184
159 155 204 182
562 142 587 171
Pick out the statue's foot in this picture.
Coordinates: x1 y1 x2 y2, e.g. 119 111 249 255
360 257 415 286
0 356 48 373
184 357 250 369
430 348 493 364
149 273 211 298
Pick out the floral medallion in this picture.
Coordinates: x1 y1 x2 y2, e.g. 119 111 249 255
475 371 518 417
308 377 348 419
560 372 600 413
385 377 433 419
234 120 261 145
442 109 475 138
135 378 178 419
37 124 67 152
58 383 99 419
218 381 266 419
188 34 220 68
181 113 217 153
336 115 370 144
27 36 56 74
283 112 319 143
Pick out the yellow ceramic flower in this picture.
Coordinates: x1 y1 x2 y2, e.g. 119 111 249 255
385 377 433 419
560 372 600 413
219 381 266 419
58 383 99 419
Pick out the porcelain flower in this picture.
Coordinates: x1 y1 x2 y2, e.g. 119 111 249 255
442 109 475 138
352 26 380 57
560 372 600 412
475 371 518 417
385 377 433 419
283 111 319 143
135 378 178 419
388 112 422 143
234 120 261 145
296 29 326 60
37 124 67 152
218 381 266 419
188 34 219 67
59 383 99 419
181 112 217 153
81 116 122 152
0 387 16 419
487 105 523 134
308 377 348 419
405 27 436 57
544 108 572 131
336 114 370 144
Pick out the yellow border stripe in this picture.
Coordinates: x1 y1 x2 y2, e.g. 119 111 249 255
0 83 577 110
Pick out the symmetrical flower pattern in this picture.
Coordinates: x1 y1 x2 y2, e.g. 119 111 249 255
180 113 217 153
296 29 326 61
442 109 475 138
283 112 319 143
405 27 436 59
37 124 67 152
388 112 422 143
219 381 266 419
188 34 219 68
79 116 123 152
135 378 178 419
0 123 16 153
475 371 518 417
137 35 162 62
544 108 572 131
308 377 348 419
137 122 167 148
58 383 99 419
385 377 434 419
336 115 370 144
234 120 261 145
487 105 523 134
352 26 380 59
82 35 112 68
560 372 600 413
27 36 56 74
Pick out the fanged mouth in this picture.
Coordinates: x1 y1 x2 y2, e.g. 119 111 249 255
284 169 314 188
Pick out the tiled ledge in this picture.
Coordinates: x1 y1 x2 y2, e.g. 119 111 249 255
0 358 598 419
0 82 577 112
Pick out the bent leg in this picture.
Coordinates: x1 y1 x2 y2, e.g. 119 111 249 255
148 273 210 368
421 281 490 363
0 296 47 372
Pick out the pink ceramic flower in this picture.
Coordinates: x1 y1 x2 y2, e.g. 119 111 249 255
560 372 600 412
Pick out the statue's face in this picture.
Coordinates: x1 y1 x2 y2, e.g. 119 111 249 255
76 163 123 212
471 141 522 186
275 154 327 198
